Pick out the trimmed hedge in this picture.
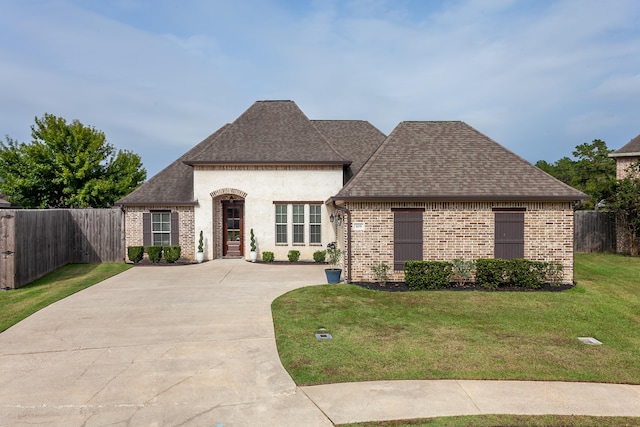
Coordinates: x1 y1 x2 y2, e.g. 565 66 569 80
313 250 326 263
147 246 163 263
164 246 181 263
127 246 144 263
288 250 300 262
263 251 275 263
405 261 453 290
475 259 508 289
476 258 554 289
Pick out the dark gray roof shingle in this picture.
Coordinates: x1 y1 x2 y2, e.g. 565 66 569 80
334 121 589 201
611 134 640 157
184 100 349 165
312 120 386 178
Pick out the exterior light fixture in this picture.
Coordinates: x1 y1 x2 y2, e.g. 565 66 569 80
330 213 335 223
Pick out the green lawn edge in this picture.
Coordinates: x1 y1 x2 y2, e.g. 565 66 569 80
0 263 132 333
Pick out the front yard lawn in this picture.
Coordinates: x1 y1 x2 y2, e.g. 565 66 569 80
272 253 640 385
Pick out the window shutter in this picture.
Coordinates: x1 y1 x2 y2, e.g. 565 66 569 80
394 211 423 270
494 212 524 259
143 213 151 247
170 211 179 245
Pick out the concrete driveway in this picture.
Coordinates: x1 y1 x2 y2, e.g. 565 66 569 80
0 260 333 426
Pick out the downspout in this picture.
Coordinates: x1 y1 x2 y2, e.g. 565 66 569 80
332 201 351 283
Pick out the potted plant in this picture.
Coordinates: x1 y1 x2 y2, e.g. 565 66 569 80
249 228 258 262
325 242 343 284
196 230 204 263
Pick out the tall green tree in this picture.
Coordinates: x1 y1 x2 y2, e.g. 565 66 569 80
535 139 616 209
0 113 146 208
609 162 640 256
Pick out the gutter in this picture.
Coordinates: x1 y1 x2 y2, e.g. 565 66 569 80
332 201 352 283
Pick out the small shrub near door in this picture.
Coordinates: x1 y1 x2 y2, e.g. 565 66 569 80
163 246 181 263
262 251 275 263
127 246 144 263
147 246 163 263
313 250 326 263
288 250 300 262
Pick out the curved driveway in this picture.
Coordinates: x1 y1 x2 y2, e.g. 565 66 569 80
1 260 639 426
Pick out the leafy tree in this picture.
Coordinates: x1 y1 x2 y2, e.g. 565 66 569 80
535 139 616 209
609 162 640 256
0 113 146 208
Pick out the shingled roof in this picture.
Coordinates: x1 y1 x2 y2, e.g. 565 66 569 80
610 134 640 157
312 120 386 178
116 125 229 206
184 100 349 165
333 121 589 202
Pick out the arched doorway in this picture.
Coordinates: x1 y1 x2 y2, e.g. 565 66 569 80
210 188 248 259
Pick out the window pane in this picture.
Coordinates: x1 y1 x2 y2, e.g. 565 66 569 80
152 212 171 246
310 205 321 224
276 224 287 243
293 205 304 223
310 224 321 244
293 224 304 243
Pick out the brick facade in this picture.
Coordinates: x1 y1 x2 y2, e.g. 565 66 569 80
123 206 196 260
615 156 639 179
342 201 575 284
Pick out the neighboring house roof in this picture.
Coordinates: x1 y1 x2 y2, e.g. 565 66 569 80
184 100 349 165
610 134 640 158
116 125 230 206
312 120 386 178
333 121 589 202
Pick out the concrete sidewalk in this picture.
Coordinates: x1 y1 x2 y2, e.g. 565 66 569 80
0 259 639 426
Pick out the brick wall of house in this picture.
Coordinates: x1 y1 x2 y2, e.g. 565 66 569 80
615 156 639 179
342 201 575 284
124 206 196 260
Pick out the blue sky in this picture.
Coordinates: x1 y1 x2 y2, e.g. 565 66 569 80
1 0 639 177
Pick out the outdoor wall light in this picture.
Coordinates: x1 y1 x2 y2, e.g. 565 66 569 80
330 213 342 226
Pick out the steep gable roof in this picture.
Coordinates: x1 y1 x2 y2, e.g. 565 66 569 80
184 100 349 165
334 121 588 201
610 134 640 157
116 125 229 206
312 120 386 178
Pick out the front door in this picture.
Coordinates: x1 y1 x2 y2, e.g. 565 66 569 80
223 201 243 256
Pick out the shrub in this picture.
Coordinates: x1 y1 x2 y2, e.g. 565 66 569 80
326 242 343 267
313 250 326 263
288 250 300 262
163 246 181 263
371 263 391 286
546 262 564 286
263 251 275 263
147 246 163 263
127 246 144 263
405 261 453 290
475 259 508 289
506 258 546 289
250 229 257 252
451 258 475 286
197 230 204 253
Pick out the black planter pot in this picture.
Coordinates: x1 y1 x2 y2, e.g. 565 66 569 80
325 268 342 284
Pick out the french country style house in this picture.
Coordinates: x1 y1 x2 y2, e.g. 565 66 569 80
116 100 588 283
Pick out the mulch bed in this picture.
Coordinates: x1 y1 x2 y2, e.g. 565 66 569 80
351 281 575 292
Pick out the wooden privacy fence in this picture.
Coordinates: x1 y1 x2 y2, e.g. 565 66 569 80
574 210 616 253
0 209 124 289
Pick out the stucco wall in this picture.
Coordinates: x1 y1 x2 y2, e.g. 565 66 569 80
193 165 344 261
343 201 575 284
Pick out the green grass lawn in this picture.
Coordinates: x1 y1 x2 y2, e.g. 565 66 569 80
272 253 640 386
0 263 131 333
339 415 640 427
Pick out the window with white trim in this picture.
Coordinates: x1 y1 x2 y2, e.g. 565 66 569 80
293 204 305 244
310 204 322 244
275 205 288 243
152 212 171 246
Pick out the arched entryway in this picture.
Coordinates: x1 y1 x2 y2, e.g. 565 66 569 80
211 188 248 259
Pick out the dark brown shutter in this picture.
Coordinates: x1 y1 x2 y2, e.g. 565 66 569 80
394 211 423 270
143 212 151 247
494 212 524 259
170 211 179 245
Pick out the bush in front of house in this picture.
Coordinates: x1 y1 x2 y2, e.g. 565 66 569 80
475 258 508 289
147 246 163 263
506 258 547 289
263 251 275 262
313 250 326 263
451 258 475 286
163 246 181 263
288 250 300 262
127 246 144 263
476 258 557 289
405 261 453 290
